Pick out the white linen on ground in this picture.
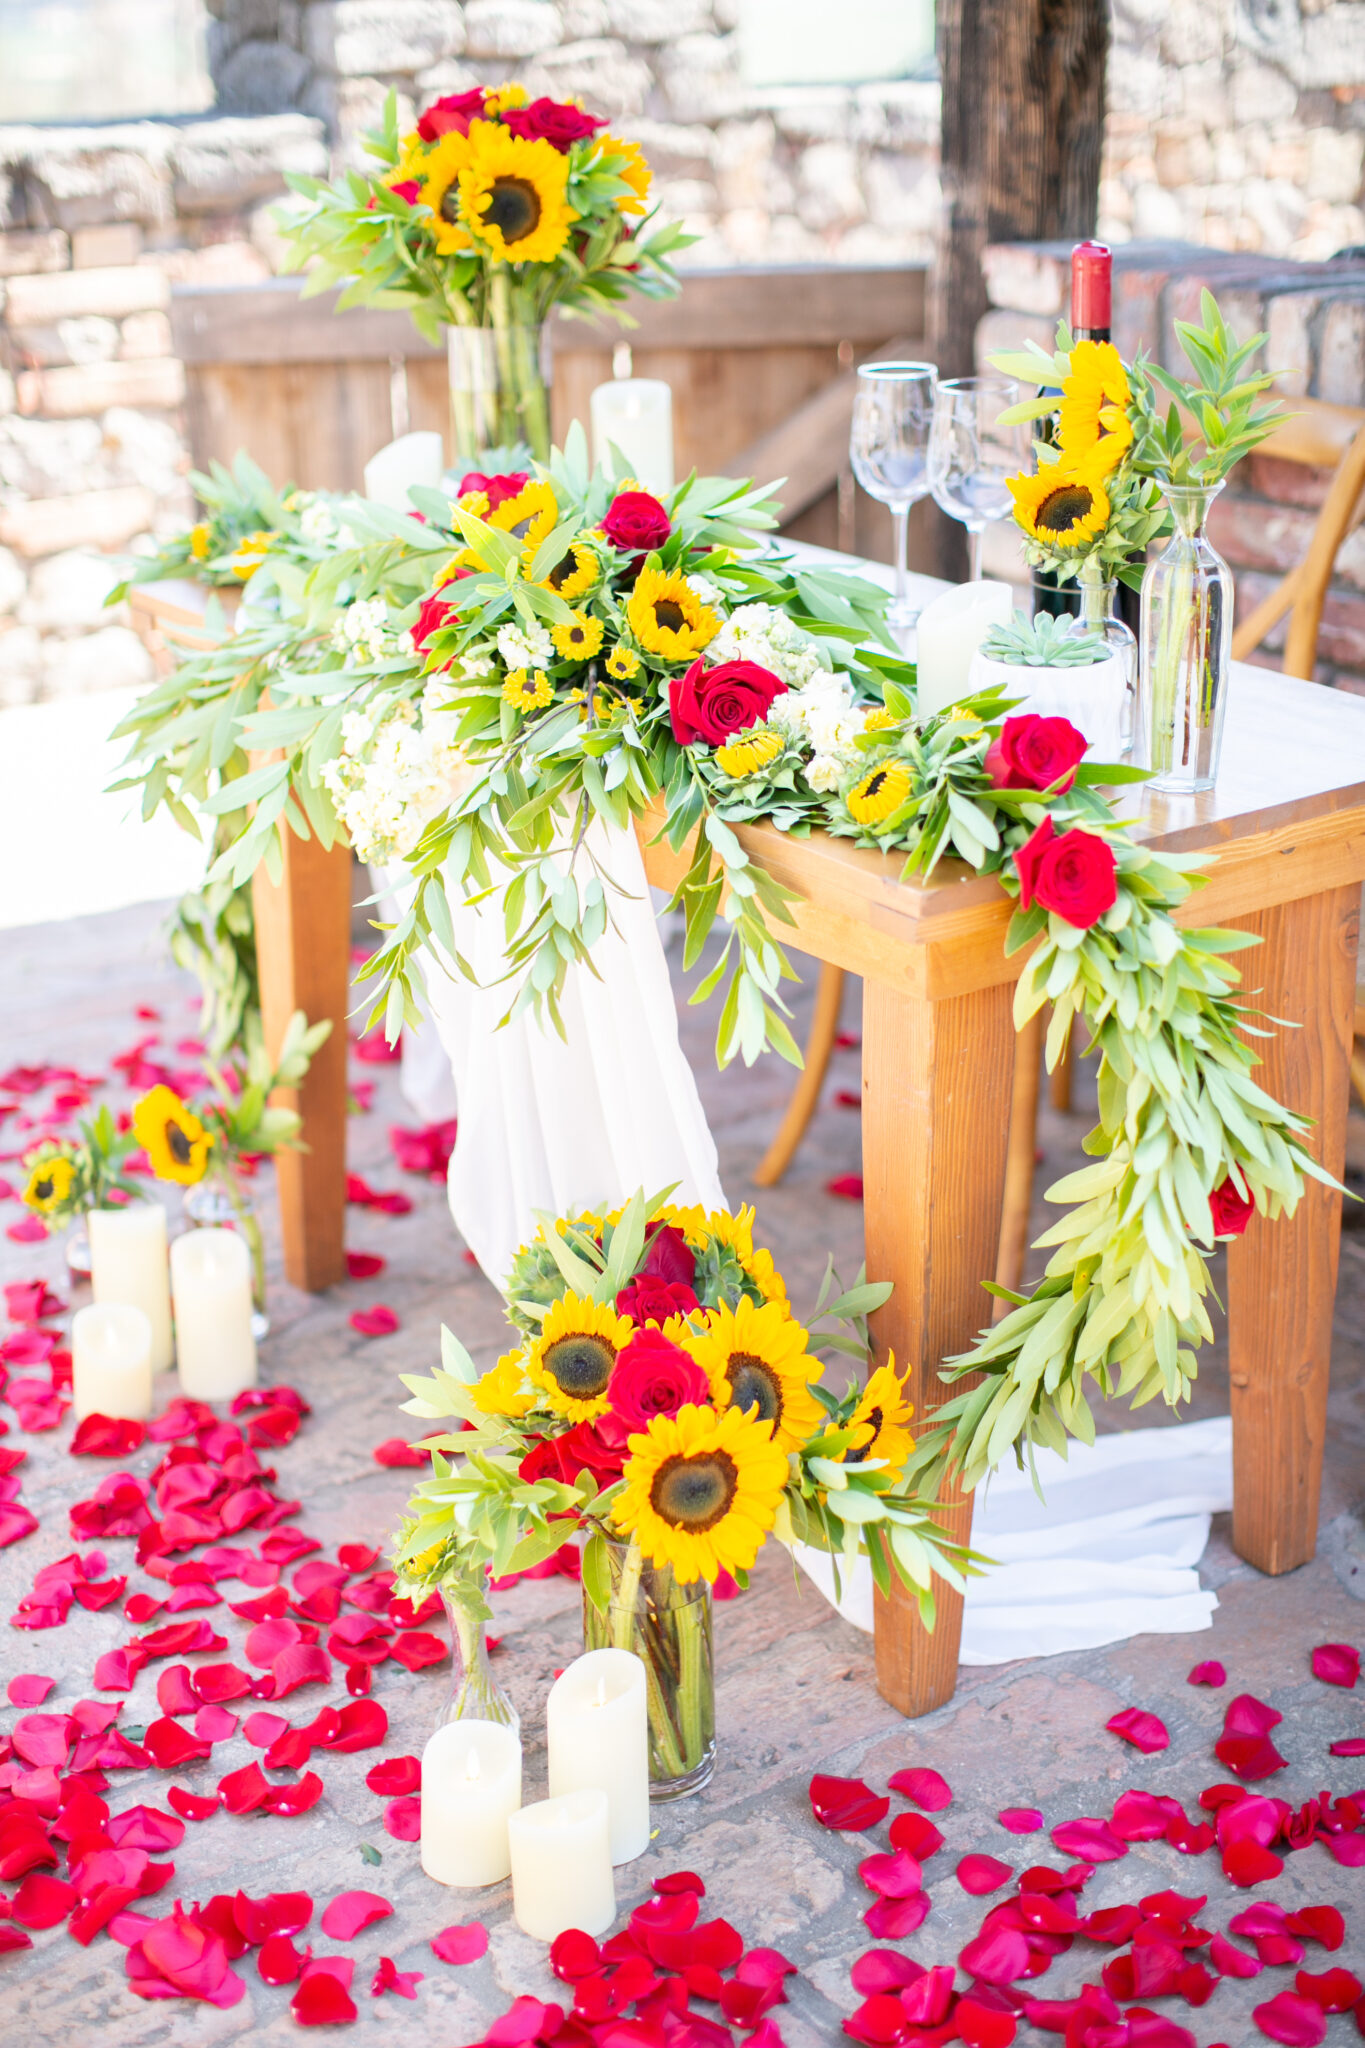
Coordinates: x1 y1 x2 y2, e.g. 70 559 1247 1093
791 1415 1233 1664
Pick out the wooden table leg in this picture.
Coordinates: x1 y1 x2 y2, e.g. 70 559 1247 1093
252 832 353 1292
864 976 1018 1715
1225 884 1360 1574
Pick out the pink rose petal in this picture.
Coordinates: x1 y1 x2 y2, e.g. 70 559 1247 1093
1106 1707 1169 1754
809 1774 890 1831
431 1922 489 1964
1051 1816 1127 1861
319 1890 392 1941
371 1954 423 1999
997 1808 1044 1834
957 1854 1014 1895
291 1968 358 2025
958 1924 1032 1986
858 1848 923 1898
7 1673 55 1706
350 1305 399 1337
849 1950 925 1996
1188 1660 1226 1686
383 1796 421 1841
862 1892 930 1939
1310 1642 1359 1688
1251 1991 1326 2046
887 1767 952 1812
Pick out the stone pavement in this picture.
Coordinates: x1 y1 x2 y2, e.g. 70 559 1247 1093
0 897 1362 2043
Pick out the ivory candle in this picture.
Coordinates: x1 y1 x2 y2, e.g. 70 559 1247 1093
71 1303 154 1421
508 1788 615 1942
170 1227 256 1401
590 378 674 495
89 1202 173 1372
421 1720 522 1887
546 1648 649 1866
364 431 446 511
914 579 1013 719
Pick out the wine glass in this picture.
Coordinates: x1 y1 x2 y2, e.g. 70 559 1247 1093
927 376 1023 581
849 361 937 638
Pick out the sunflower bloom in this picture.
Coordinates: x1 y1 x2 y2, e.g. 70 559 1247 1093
188 523 211 561
529 540 598 602
844 1358 915 1483
228 530 276 580
596 134 651 215
470 1351 535 1419
489 478 559 551
527 1293 634 1422
682 1296 823 1455
458 120 578 265
132 1084 213 1186
502 667 553 711
862 707 895 732
626 565 719 661
616 1401 790 1583
551 609 604 662
605 645 640 681
847 760 911 826
1008 464 1111 551
484 83 528 116
23 1154 76 1215
715 726 783 778
412 128 476 254
1058 339 1133 476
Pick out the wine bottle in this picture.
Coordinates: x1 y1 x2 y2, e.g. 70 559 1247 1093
1034 242 1125 620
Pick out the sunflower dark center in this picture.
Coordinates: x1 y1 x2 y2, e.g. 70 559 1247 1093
1037 485 1095 533
482 176 542 244
165 1121 193 1165
508 514 536 540
439 183 463 225
33 1175 54 1201
650 1449 739 1531
653 598 686 632
861 769 888 800
543 1333 615 1399
548 553 576 590
726 1352 782 1425
845 1404 884 1462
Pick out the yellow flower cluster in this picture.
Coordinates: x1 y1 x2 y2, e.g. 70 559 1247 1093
1008 340 1133 551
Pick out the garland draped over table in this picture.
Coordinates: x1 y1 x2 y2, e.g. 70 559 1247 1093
113 427 1333 1606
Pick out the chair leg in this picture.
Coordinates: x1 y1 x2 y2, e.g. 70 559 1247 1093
752 964 846 1188
1048 1011 1074 1112
993 1008 1044 1319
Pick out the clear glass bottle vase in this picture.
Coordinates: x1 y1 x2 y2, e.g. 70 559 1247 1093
582 1536 715 1800
447 321 551 468
1137 481 1233 793
183 1174 269 1339
437 1586 519 1735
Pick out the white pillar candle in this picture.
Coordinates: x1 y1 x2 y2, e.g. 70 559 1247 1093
508 1788 615 1942
547 1648 649 1866
71 1303 154 1421
590 378 674 495
89 1202 173 1373
421 1720 522 1888
915 579 1014 719
364 431 446 511
169 1227 256 1402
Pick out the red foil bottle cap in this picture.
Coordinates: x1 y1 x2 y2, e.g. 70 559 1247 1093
1071 241 1112 333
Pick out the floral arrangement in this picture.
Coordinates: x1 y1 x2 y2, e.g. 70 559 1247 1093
109 453 315 599
20 1106 141 1229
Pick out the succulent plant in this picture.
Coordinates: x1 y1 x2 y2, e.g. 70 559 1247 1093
981 609 1109 668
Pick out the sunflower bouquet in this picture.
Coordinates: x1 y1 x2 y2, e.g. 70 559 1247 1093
20 1106 142 1234
392 1191 974 1786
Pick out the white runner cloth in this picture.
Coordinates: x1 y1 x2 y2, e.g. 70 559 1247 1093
793 1415 1232 1665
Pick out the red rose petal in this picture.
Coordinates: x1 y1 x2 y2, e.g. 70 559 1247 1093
843 1993 908 2044
850 1950 925 1995
959 1924 1032 1985
372 1438 430 1471
809 1773 890 1831
143 1717 213 1768
6 1673 55 1706
1285 1907 1345 1952
1251 1992 1327 2045
1106 1707 1169 1754
887 1767 952 1812
653 1872 706 1895
108 1805 185 1854
234 1890 314 1945
291 1969 358 2025
383 1795 421 1840
167 1785 219 1822
1321 1832 1365 1866
862 1892 930 1939
1296 1968 1362 2013
388 1630 447 1672
320 1890 392 1941
1188 1660 1226 1686
70 1413 147 1457
366 1754 420 1796
1050 1817 1127 1861
317 1699 388 1752
1329 1737 1365 1756
350 1305 399 1337
263 1771 324 1817
345 1252 386 1279
1311 1642 1360 1688
859 1848 923 1898
432 1922 490 1965
997 1808 1044 1834
259 1933 308 1985
957 1854 1014 1895
371 1954 423 2000
550 1929 601 1981
956 1988 1018 2048
11 1872 76 1928
271 1643 334 1698
902 1964 956 2025
1211 1932 1263 1977
888 1812 945 1858
218 1761 271 1813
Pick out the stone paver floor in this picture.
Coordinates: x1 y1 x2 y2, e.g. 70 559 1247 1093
0 896 1362 2043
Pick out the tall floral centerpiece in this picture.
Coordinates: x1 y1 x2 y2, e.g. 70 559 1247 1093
392 1192 974 1797
277 89 690 465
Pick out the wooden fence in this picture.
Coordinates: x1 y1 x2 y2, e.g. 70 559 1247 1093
169 264 930 562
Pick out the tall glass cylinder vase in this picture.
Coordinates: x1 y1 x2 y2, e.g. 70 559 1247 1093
183 1173 269 1339
1136 482 1233 793
447 322 551 469
582 1537 715 1800
437 1586 520 1734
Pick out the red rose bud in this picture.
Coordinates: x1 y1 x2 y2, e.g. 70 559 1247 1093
642 1221 696 1288
607 1328 710 1432
458 469 528 509
984 712 1088 793
413 596 459 652
669 658 787 747
615 1275 699 1327
1208 1175 1255 1238
416 89 487 142
601 490 672 559
1013 814 1118 928
518 1414 630 1492
502 97 606 151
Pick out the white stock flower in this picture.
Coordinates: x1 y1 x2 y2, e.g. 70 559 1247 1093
497 620 553 671
804 753 844 793
318 693 465 866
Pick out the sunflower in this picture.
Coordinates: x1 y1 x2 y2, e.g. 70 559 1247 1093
1058 339 1134 476
681 1296 823 1455
23 1154 76 1214
502 667 553 711
228 530 276 580
605 645 640 682
626 565 720 661
595 134 651 215
457 120 578 265
188 522 211 561
489 478 559 551
484 83 528 116
551 609 605 662
844 1359 915 1482
412 129 476 254
847 760 911 826
616 1401 790 1583
862 707 895 732
132 1084 213 1186
470 1350 535 1419
1008 463 1111 550
715 726 783 778
527 1293 634 1422
529 540 598 602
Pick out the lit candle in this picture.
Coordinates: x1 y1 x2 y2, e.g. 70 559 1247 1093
547 1648 649 1866
169 1227 256 1402
589 378 674 495
915 579 1014 719
363 431 446 511
89 1202 172 1373
421 1720 522 1888
71 1303 154 1421
508 1788 615 1942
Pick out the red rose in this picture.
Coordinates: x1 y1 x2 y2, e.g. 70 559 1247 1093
413 594 459 652
1013 814 1118 928
669 659 788 747
458 469 528 511
985 713 1088 793
1209 1176 1255 1238
503 97 605 151
608 1329 710 1435
601 490 671 560
417 89 486 142
615 1275 698 1326
519 1414 630 1493
642 1222 696 1288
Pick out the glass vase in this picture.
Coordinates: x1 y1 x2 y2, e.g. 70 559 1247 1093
1078 570 1138 759
66 1222 92 1278
583 1537 715 1801
184 1174 269 1339
447 321 551 468
1137 482 1233 793
437 1586 520 1735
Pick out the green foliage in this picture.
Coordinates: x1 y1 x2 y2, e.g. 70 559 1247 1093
1128 289 1281 488
981 610 1109 668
